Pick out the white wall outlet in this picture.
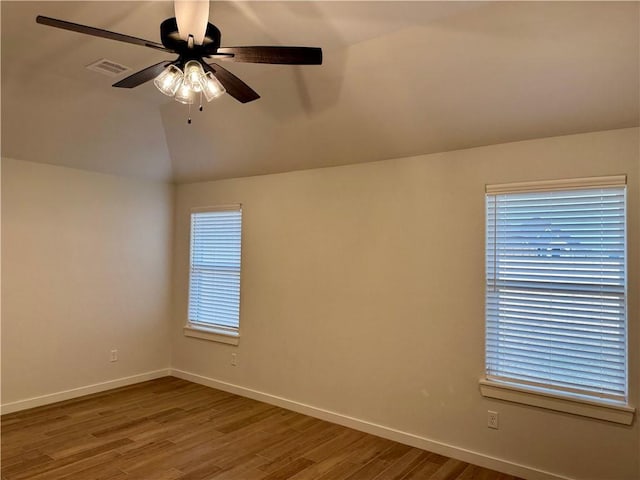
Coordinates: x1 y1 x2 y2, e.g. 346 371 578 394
231 353 238 366
488 410 499 429
110 349 118 362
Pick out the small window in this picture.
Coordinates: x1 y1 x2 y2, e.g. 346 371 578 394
485 176 628 406
187 205 242 341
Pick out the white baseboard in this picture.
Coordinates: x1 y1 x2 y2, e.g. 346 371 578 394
170 368 571 480
1 369 171 415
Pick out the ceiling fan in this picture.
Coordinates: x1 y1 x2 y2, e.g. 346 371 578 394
35 1 322 109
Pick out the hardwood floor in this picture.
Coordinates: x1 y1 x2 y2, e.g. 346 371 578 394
1 377 522 480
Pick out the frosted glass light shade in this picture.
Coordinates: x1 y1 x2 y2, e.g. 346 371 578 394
184 60 205 93
174 82 195 104
175 0 209 45
153 65 183 96
203 72 225 101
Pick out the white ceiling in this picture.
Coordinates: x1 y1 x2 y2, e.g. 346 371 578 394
2 1 638 184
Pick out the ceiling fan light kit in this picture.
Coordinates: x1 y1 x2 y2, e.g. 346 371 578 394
35 1 322 124
155 60 226 106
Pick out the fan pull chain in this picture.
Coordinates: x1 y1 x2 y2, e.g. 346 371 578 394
199 92 203 112
187 102 192 125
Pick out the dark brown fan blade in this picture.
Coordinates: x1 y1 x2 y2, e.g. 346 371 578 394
203 63 260 104
113 61 172 88
216 46 322 65
36 15 170 52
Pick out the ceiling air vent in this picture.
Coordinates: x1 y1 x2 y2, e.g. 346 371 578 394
86 58 131 77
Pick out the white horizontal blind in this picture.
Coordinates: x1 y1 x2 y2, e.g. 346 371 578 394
188 206 242 333
486 183 627 403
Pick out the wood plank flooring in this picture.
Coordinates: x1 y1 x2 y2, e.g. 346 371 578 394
1 377 522 480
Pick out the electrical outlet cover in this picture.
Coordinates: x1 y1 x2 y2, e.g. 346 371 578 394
488 410 499 429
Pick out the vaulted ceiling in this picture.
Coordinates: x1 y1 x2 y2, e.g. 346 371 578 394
2 1 638 183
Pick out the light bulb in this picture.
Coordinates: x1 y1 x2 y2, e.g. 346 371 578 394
184 60 205 93
174 82 195 104
153 65 183 96
202 72 225 101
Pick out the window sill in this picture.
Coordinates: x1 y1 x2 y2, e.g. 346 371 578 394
183 324 239 345
479 379 635 425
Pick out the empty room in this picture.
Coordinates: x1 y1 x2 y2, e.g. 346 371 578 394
1 1 638 479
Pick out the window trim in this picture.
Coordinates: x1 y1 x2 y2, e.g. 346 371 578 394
482 175 634 423
485 175 627 194
185 204 242 345
479 379 634 425
184 324 239 345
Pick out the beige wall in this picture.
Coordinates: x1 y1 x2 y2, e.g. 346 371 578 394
1 128 637 479
1 158 173 404
172 128 639 480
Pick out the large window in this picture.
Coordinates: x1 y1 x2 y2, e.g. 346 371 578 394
484 176 628 408
186 205 242 343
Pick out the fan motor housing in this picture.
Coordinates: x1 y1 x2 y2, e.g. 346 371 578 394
160 17 221 55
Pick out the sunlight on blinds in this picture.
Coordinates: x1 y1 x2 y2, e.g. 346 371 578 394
189 207 242 333
486 183 627 403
